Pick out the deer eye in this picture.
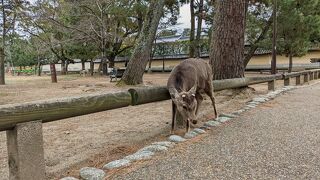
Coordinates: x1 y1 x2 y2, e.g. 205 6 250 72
182 105 187 110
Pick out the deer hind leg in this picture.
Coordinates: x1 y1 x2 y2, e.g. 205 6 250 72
210 95 218 118
171 101 177 134
205 83 218 118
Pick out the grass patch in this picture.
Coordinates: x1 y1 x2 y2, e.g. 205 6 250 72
0 92 10 97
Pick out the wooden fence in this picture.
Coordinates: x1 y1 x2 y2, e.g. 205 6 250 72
1 69 320 179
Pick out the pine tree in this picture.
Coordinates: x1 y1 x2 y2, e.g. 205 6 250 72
276 0 320 72
209 0 247 80
121 0 165 85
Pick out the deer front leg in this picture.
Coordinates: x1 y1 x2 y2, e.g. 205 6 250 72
171 101 177 134
186 119 190 133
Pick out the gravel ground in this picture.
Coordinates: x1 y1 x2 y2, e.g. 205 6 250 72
112 81 320 179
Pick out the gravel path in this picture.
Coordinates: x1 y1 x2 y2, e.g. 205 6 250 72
113 82 320 179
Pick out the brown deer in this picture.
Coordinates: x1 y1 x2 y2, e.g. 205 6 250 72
167 58 218 134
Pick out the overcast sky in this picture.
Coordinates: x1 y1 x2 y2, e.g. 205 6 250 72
176 4 191 29
173 3 208 31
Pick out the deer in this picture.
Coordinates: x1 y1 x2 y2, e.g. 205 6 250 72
167 58 218 134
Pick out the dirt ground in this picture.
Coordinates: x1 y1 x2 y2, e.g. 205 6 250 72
0 72 289 179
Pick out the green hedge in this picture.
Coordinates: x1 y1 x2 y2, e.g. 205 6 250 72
13 69 35 74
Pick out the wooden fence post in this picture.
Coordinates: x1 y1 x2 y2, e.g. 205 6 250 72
309 72 314 81
295 76 301 85
284 78 290 86
304 74 309 83
268 80 276 91
6 121 46 180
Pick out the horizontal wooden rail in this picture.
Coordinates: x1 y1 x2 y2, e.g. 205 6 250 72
213 75 283 91
147 64 320 73
0 69 320 132
0 92 132 131
129 86 171 105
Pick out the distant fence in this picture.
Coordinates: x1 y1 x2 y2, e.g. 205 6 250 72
148 63 320 73
1 69 320 179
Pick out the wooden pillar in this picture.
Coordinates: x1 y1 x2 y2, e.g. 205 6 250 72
310 72 314 81
318 71 320 79
6 121 46 180
268 80 276 91
304 74 309 83
49 63 57 83
314 72 318 80
295 76 301 85
284 78 290 86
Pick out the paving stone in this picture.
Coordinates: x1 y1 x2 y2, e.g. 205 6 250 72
248 101 260 105
151 141 175 148
244 107 252 110
204 121 220 127
60 177 79 180
103 159 131 170
266 94 277 99
232 109 245 115
216 117 231 123
219 113 238 118
274 90 284 94
252 97 267 103
138 145 168 152
283 86 295 90
124 151 155 161
184 131 198 139
246 104 256 108
79 167 105 180
192 128 206 134
199 126 211 130
168 135 186 143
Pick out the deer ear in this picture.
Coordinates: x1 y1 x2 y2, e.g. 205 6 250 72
188 85 197 94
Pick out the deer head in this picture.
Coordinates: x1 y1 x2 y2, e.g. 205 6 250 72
170 85 198 124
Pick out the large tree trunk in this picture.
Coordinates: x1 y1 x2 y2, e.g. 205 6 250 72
210 0 246 80
121 0 165 85
0 48 4 85
195 0 204 58
102 60 108 75
90 59 94 76
189 0 196 58
50 63 57 83
81 60 85 70
61 60 66 75
288 52 293 73
65 60 69 74
108 55 116 68
0 0 5 85
37 61 41 76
